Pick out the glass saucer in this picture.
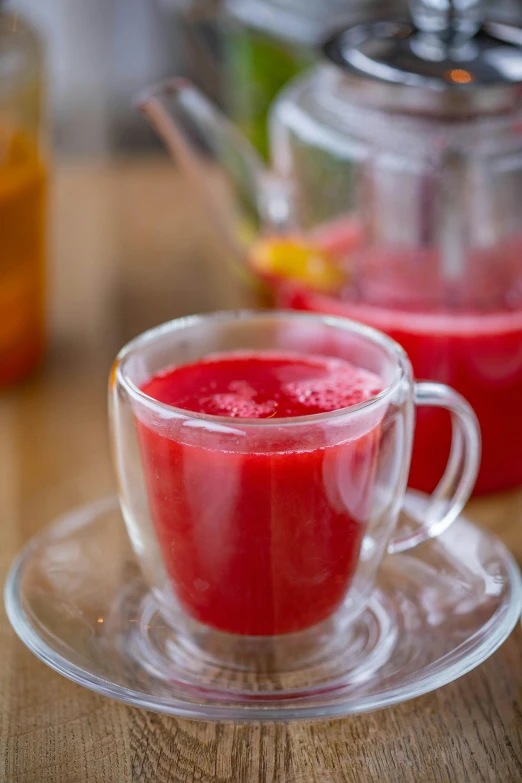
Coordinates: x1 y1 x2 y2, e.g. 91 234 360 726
5 495 521 722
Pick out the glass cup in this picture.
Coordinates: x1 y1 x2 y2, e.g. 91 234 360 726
110 310 480 671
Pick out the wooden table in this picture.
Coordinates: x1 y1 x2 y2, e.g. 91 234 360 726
1 161 521 783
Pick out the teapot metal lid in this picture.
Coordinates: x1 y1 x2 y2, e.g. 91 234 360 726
324 0 522 114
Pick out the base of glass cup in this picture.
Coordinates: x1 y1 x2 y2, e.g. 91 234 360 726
124 587 398 695
150 582 380 668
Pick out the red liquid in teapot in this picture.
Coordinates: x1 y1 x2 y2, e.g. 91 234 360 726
137 351 383 636
276 224 522 494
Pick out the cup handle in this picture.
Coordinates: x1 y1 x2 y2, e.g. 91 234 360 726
388 381 481 555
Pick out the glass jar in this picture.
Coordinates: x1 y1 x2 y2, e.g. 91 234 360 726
0 6 47 389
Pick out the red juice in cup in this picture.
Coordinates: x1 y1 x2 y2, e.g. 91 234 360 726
136 351 383 636
268 222 522 495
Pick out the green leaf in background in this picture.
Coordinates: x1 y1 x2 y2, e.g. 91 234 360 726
224 24 314 160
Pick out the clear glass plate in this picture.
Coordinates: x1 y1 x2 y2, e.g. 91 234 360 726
4 495 521 722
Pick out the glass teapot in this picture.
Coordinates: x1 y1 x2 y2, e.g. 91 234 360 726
139 0 522 496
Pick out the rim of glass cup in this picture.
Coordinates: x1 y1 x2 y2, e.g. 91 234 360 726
113 310 409 426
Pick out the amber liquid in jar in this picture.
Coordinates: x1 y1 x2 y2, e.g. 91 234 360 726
0 125 46 388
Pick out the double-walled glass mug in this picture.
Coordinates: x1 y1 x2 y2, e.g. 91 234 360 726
110 311 480 676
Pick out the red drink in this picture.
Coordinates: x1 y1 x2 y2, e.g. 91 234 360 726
270 224 522 494
137 351 383 636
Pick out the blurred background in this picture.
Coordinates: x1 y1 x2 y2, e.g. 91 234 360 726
3 0 522 354
11 0 522 155
6 0 425 382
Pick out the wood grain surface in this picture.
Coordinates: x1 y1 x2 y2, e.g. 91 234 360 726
1 161 521 783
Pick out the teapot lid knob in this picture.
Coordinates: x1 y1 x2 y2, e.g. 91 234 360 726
409 0 485 39
323 0 522 113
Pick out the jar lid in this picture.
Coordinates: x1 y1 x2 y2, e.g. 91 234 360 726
324 0 522 114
